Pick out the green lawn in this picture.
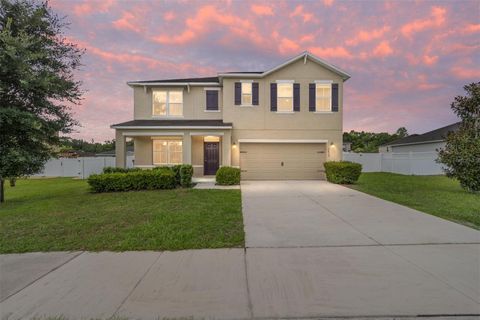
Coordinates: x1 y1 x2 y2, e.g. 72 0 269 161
350 173 480 229
0 178 244 253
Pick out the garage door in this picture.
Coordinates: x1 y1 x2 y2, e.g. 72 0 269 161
240 143 326 180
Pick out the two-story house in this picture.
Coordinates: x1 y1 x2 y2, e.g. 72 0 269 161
112 52 350 180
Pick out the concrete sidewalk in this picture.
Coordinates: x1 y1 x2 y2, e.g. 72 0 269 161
1 181 479 319
1 245 479 319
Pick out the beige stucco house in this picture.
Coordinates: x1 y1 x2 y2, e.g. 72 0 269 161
112 52 350 180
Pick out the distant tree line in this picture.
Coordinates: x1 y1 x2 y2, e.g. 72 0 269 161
343 127 408 153
59 138 132 154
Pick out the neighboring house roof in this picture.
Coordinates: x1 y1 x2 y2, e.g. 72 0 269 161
127 51 350 87
111 119 233 129
382 122 461 147
96 146 134 157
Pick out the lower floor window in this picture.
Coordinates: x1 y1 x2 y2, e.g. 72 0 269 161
153 140 183 165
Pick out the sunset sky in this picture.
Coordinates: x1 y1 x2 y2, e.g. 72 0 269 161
50 0 480 142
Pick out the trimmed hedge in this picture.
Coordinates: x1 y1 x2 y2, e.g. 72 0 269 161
180 164 193 187
102 167 141 174
216 167 240 185
324 161 362 184
88 169 176 192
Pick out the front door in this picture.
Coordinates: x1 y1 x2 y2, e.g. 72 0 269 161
204 142 220 175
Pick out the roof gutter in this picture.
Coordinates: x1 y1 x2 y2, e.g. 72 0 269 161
111 125 233 130
127 82 221 87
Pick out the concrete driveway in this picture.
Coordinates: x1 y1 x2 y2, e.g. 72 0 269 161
242 180 480 247
1 180 479 319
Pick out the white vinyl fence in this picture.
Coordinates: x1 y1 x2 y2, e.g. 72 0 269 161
34 156 135 178
343 152 445 175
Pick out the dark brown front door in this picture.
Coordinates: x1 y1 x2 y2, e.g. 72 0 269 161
204 142 219 175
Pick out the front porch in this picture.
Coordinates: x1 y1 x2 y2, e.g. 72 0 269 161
114 123 232 177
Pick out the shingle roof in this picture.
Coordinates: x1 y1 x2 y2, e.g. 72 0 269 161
382 122 461 146
128 76 219 84
111 119 232 128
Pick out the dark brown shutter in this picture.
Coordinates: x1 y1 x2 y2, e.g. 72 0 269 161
206 90 218 110
270 83 277 111
252 82 259 105
309 83 316 112
332 83 339 112
234 82 241 105
293 83 300 112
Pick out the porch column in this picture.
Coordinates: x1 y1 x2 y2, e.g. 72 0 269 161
182 134 192 164
222 131 232 166
115 130 126 168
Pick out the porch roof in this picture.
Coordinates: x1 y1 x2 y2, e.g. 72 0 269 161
111 119 232 130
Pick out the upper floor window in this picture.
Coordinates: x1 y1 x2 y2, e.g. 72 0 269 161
241 82 252 105
206 90 219 111
277 83 293 112
152 90 183 116
316 83 332 112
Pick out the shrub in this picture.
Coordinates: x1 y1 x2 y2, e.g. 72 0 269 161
324 161 362 184
216 167 240 185
102 166 141 174
88 169 176 192
180 164 193 187
171 165 182 185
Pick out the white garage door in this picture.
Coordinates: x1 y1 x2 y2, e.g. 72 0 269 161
240 143 326 180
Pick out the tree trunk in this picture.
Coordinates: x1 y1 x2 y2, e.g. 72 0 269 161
9 178 16 187
0 178 4 203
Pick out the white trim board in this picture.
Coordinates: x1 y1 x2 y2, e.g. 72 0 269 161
112 126 232 129
190 132 225 136
122 132 184 136
238 139 328 144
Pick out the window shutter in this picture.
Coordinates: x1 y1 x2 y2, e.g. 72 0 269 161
252 82 259 105
309 83 316 112
206 90 218 110
293 83 300 111
332 83 339 112
270 83 277 111
234 82 241 105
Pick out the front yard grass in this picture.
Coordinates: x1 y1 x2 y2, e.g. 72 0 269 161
0 178 244 253
350 173 480 229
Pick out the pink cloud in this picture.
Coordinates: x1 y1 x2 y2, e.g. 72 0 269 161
309 46 353 59
290 5 314 23
69 37 216 75
73 0 114 16
401 6 446 39
164 11 176 22
153 5 262 46
462 23 480 34
422 54 438 66
323 0 334 7
113 11 142 33
372 41 393 57
346 26 390 46
300 34 315 43
278 38 300 55
251 4 273 16
451 67 480 79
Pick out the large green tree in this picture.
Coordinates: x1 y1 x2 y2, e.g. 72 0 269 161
0 0 84 202
438 82 480 192
343 127 408 153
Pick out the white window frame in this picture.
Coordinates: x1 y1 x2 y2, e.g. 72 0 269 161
152 90 184 117
240 81 253 106
276 80 294 113
315 80 332 113
152 139 183 165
